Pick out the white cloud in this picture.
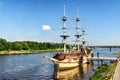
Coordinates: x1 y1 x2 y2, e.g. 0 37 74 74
42 25 51 30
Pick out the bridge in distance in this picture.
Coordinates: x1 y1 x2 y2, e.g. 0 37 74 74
89 45 120 49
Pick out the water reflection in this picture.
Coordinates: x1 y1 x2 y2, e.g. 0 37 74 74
54 64 94 80
54 67 80 80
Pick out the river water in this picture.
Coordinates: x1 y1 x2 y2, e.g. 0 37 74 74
0 48 119 80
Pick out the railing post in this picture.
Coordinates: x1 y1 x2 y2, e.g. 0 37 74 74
97 52 100 66
101 60 103 65
97 52 100 58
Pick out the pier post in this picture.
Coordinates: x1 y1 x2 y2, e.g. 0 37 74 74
97 52 100 66
91 53 94 65
101 60 103 65
110 47 112 52
97 52 100 58
54 64 59 79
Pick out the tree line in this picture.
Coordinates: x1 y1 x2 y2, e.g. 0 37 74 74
0 38 68 51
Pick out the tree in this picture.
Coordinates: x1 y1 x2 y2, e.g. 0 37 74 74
22 42 29 50
11 42 22 50
0 38 7 51
0 38 65 51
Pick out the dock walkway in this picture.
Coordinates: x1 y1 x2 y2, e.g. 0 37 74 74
87 57 118 61
111 61 120 80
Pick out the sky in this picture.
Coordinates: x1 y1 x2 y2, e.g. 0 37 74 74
0 0 120 46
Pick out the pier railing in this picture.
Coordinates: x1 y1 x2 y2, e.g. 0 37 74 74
87 57 119 61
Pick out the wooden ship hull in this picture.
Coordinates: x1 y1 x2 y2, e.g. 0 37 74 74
53 54 80 70
52 49 93 70
53 60 80 70
44 49 93 70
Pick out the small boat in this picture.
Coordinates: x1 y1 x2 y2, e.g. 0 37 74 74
44 5 93 70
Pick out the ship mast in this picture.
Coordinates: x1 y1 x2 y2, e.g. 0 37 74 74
82 27 86 49
75 8 81 51
60 5 69 53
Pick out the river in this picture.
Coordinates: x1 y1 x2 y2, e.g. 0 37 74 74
0 48 119 80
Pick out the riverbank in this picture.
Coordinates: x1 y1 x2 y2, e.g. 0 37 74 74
113 52 120 55
89 62 118 80
0 49 63 55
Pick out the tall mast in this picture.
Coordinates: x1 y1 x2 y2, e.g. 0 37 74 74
60 5 69 53
75 8 81 51
82 27 86 49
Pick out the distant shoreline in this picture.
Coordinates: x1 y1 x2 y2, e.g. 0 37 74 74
113 52 120 55
0 49 63 55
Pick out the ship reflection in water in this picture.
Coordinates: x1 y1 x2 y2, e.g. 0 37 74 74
54 67 80 80
54 63 94 80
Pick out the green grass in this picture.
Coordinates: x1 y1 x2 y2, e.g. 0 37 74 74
89 62 118 80
103 62 118 80
0 49 64 55
89 64 109 80
0 51 8 55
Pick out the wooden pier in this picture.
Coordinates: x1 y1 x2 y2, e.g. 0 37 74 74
87 57 119 61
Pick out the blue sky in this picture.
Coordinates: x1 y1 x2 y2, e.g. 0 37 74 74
0 0 120 46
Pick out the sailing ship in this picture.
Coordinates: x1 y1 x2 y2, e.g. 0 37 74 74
44 6 93 70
